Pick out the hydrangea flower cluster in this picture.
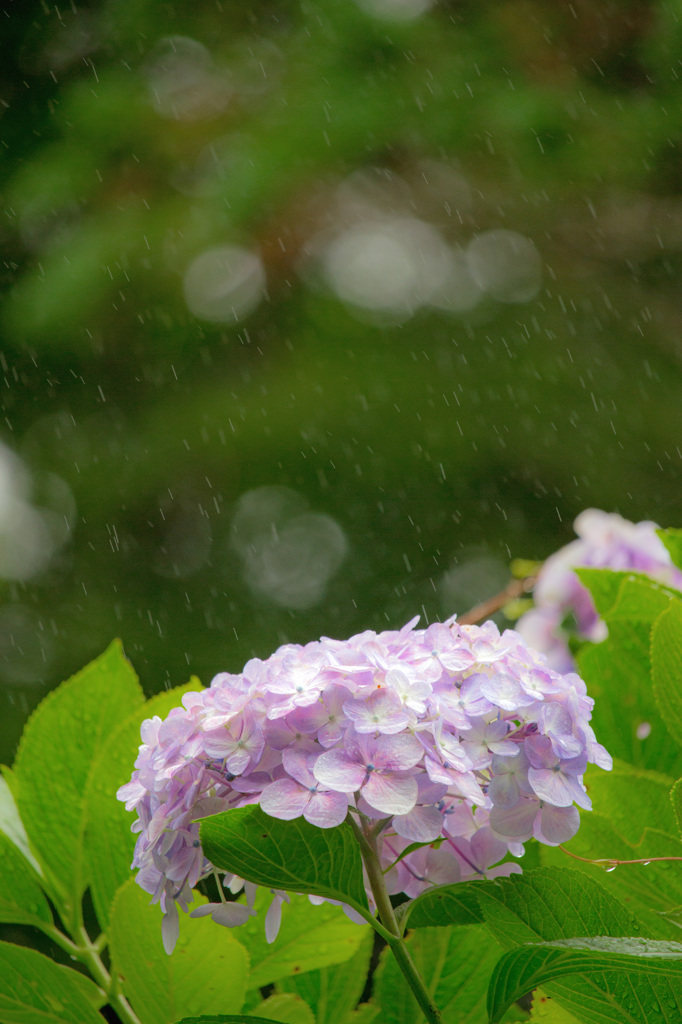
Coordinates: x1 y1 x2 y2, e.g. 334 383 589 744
517 509 682 672
118 615 611 951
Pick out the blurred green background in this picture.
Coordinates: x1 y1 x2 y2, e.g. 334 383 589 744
2 0 682 764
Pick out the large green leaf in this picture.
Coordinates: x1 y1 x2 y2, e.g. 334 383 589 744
374 923 501 1024
55 965 106 1010
487 937 682 1024
12 641 142 912
84 679 203 930
575 569 634 617
253 994 315 1024
530 990 581 1022
200 806 369 913
235 888 369 990
476 867 644 947
0 773 42 875
542 825 682 942
581 761 678 841
651 598 682 744
172 1018 285 1024
574 570 678 622
109 878 249 1024
0 940 104 1024
396 881 483 931
541 762 682 940
171 1018 286 1023
476 868 666 1023
578 620 682 775
604 574 677 622
0 831 52 929
277 928 373 1023
657 529 682 574
347 1006 380 1024
577 575 682 773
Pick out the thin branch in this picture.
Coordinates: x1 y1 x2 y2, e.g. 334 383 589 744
559 846 682 869
457 575 536 626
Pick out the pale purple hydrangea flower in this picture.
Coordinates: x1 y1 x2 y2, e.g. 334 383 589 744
118 615 611 952
517 508 682 671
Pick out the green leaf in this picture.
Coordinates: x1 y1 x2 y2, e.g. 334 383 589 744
199 806 369 913
171 1018 286 1024
236 889 370 990
12 641 142 911
652 598 682 744
171 1017 287 1024
575 569 631 617
109 878 250 1024
605 574 677 622
575 570 677 623
55 966 106 1010
0 772 42 875
576 759 678 844
84 679 203 930
576 574 682 772
374 923 501 1024
578 620 682 774
476 868 669 1024
657 529 682 574
487 937 682 1023
347 1006 380 1024
0 831 52 928
542 819 682 942
254 994 315 1024
396 881 483 930
384 837 443 871
277 928 373 1023
476 867 645 947
530 989 582 1022
0 940 104 1023
540 762 682 941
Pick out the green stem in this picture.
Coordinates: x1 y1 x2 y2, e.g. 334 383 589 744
40 922 81 956
348 899 397 944
348 817 443 1024
70 924 142 1024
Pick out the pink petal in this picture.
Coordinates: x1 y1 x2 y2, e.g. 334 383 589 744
393 803 443 842
528 768 591 810
536 803 580 845
374 732 424 771
363 772 418 815
489 798 538 839
314 750 367 792
470 826 507 869
304 790 349 828
282 747 316 787
488 773 520 808
343 691 410 735
211 903 257 927
260 778 310 820
162 901 179 955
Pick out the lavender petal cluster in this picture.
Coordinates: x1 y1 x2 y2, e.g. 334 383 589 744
118 616 611 950
517 509 682 672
